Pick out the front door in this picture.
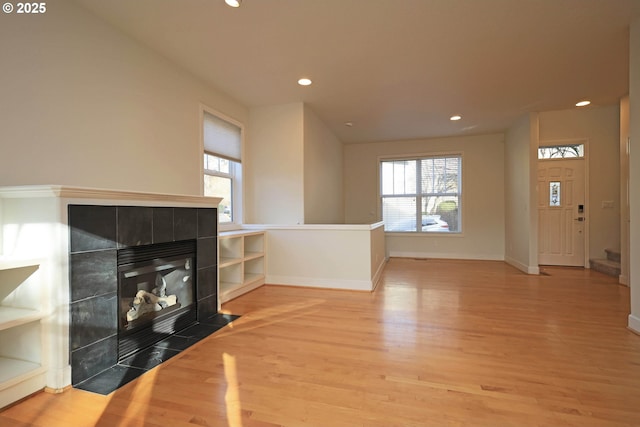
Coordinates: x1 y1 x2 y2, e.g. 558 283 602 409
538 159 586 266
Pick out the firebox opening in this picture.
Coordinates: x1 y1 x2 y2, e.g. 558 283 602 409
117 240 197 361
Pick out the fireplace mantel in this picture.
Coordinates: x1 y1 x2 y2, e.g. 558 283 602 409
0 185 222 407
0 185 222 207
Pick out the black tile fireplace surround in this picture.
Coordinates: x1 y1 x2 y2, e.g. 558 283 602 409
68 204 222 392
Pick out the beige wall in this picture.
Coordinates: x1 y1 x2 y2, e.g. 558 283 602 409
0 0 246 195
344 133 505 260
539 105 621 261
245 103 305 224
504 113 539 274
303 105 345 224
629 16 640 333
246 103 344 225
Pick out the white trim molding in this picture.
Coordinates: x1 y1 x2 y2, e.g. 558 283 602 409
371 257 387 291
505 256 540 275
267 275 374 292
390 251 503 261
242 221 385 231
0 185 221 207
629 314 640 334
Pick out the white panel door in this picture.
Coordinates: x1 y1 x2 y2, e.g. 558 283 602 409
538 159 585 266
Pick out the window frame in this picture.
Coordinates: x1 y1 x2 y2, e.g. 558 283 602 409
200 105 244 231
379 153 463 234
203 153 238 223
537 143 585 159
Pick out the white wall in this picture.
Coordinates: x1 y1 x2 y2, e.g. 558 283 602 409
344 133 505 260
539 105 621 261
246 103 345 225
629 16 640 333
0 1 247 195
246 223 385 291
246 103 304 224
303 105 345 224
505 114 539 274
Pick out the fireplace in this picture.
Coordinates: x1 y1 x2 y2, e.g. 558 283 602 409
68 204 220 388
117 240 197 361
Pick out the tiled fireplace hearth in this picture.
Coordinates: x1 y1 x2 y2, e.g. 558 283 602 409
69 204 221 390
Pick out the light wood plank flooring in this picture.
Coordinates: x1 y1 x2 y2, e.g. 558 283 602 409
2 258 640 427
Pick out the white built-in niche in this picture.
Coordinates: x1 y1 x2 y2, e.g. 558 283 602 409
218 230 265 302
0 258 47 409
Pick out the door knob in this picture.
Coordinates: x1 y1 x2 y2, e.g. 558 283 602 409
574 217 584 221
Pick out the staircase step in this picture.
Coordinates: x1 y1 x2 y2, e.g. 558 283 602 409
590 258 621 278
605 248 621 263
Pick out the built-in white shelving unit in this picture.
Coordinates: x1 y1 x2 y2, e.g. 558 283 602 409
218 230 265 303
0 258 47 408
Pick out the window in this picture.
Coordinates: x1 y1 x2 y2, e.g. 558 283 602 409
203 109 242 224
538 144 584 159
549 181 561 207
204 153 238 222
381 155 461 233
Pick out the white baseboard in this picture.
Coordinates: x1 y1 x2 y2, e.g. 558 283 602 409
619 274 629 286
266 275 374 291
46 365 71 392
629 314 640 334
371 258 388 291
388 251 503 261
504 256 540 275
0 369 46 410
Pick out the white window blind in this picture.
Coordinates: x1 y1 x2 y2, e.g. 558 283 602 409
203 111 242 162
381 155 461 233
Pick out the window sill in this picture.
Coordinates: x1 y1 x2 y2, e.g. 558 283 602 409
385 231 464 237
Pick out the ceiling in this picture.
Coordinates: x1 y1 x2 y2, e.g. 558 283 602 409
74 0 636 143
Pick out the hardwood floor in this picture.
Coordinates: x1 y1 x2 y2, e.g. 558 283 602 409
2 258 640 427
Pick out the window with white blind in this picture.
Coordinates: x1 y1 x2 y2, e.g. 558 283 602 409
203 109 243 225
381 155 461 233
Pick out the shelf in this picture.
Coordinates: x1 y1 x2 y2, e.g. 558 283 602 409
220 274 264 292
0 357 45 390
0 260 42 303
219 257 243 268
220 280 242 290
0 258 41 272
244 273 265 284
244 252 264 261
220 278 264 303
0 307 44 331
219 230 264 238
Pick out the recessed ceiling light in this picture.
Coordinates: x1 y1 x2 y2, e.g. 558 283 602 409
344 122 353 127
576 100 591 107
297 78 312 86
450 115 462 121
225 0 241 7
